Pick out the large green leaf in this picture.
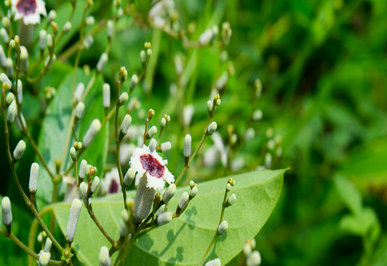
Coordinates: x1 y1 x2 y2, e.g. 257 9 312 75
50 169 285 265
36 69 108 208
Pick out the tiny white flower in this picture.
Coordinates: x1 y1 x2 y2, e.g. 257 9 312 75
12 0 47 25
130 145 174 191
205 258 221 266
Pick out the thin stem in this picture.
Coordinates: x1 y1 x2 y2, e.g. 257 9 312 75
117 233 137 266
86 205 116 246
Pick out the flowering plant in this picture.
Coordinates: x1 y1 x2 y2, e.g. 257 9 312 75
0 0 285 265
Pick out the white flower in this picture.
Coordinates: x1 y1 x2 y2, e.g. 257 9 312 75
130 145 174 191
12 0 47 25
101 167 121 195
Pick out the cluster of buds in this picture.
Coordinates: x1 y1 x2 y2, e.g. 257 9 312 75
140 42 152 66
243 238 261 266
207 93 222 115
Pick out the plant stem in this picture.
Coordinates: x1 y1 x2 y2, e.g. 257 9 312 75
86 205 116 245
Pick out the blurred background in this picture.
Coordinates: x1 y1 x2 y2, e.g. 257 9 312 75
1 0 386 265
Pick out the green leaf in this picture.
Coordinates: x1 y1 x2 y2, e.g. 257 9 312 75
36 69 108 208
50 169 285 265
340 207 380 240
334 175 362 215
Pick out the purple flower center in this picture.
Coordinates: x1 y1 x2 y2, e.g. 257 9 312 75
140 154 164 178
108 178 120 194
16 0 37 16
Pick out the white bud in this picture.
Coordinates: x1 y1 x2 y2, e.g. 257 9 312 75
267 139 275 150
46 34 53 48
0 45 6 66
79 182 88 201
63 21 72 33
0 28 9 43
218 220 228 234
6 92 15 105
117 7 123 16
149 138 157 152
120 114 132 135
7 100 17 123
205 258 221 266
79 159 88 179
119 220 127 237
5 57 13 76
156 204 165 216
2 17 9 28
0 73 12 88
162 184 176 203
66 199 82 242
124 168 136 187
134 175 156 222
160 141 171 152
103 83 110 108
130 74 138 90
44 237 52 252
1 197 12 226
160 117 167 128
20 46 28 71
74 82 85 101
157 211 172 226
83 119 101 148
253 109 263 121
178 191 189 209
38 251 51 266
99 246 111 266
140 50 146 64
107 20 113 37
83 35 94 49
147 126 157 138
70 147 76 161
199 29 213 45
226 183 231 191
190 185 198 199
16 80 22 102
119 92 128 105
13 140 26 160
39 30 47 50
227 193 237 206
215 72 228 90
207 100 214 112
265 153 272 168
207 122 217 135
184 134 191 157
86 16 95 26
9 39 15 48
247 251 261 266
91 176 100 193
75 101 85 120
212 25 219 35
48 10 57 22
97 53 108 72
29 163 39 193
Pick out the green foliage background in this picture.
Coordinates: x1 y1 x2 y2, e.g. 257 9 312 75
1 0 386 265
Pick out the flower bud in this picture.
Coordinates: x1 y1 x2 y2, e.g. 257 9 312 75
134 175 156 222
79 159 88 179
119 220 127 238
46 34 53 49
83 119 101 148
247 250 261 266
148 126 157 138
253 109 263 121
243 239 256 255
7 100 17 123
91 176 100 193
157 211 172 226
29 163 39 193
97 53 108 72
107 20 113 38
190 185 198 199
79 182 87 201
103 83 110 108
207 122 217 135
205 258 221 266
1 28 9 43
227 177 235 186
149 138 157 152
74 101 85 120
74 82 85 102
227 193 237 206
63 21 72 33
13 140 26 160
2 17 9 29
44 237 52 252
83 35 94 49
162 183 176 203
265 153 272 168
130 74 138 90
38 251 51 266
119 92 128 105
120 114 132 135
160 141 171 152
218 220 228 234
68 147 76 162
6 92 14 106
0 45 6 66
1 197 12 226
140 50 146 64
66 199 82 242
99 246 110 266
5 57 13 76
199 29 213 45
39 29 47 50
20 46 28 71
226 183 231 191
160 117 167 128
119 66 128 82
124 168 136 187
178 191 189 209
184 134 191 157
86 16 95 26
48 10 57 22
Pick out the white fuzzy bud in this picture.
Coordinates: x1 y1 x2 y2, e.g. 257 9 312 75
119 220 127 237
38 251 51 266
134 175 156 222
205 258 221 266
162 184 176 203
199 29 213 45
97 53 108 72
9 39 15 48
207 100 214 112
124 168 136 187
160 117 167 128
190 185 198 199
7 100 17 123
107 20 113 38
184 134 191 157
157 211 172 226
1 197 12 226
253 109 263 121
75 102 85 120
130 74 138 90
99 246 110 266
156 204 165 216
13 140 26 160
178 191 189 209
29 163 39 193
148 126 157 138
63 21 72 33
1 28 9 43
46 34 53 48
39 30 46 50
0 73 12 88
91 176 100 193
44 237 52 252
119 92 128 105
207 122 217 135
149 138 157 152
86 16 95 26
83 119 101 148
20 46 28 71
0 45 6 66
226 183 231 191
103 83 110 108
120 114 132 135
2 17 9 28
79 159 88 179
140 50 146 64
247 251 261 266
16 80 22 103
265 153 272 168
160 141 171 152
79 182 87 201
5 57 13 76
66 199 82 242
227 193 237 206
74 82 85 101
6 93 15 105
218 220 228 234
48 10 57 22
70 147 76 161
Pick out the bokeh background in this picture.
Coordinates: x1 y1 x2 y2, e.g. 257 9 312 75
1 0 386 265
